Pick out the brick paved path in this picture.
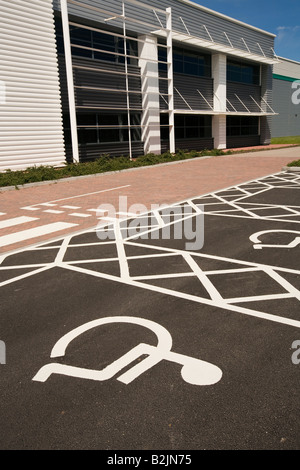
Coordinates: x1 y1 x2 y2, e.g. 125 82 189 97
0 147 298 253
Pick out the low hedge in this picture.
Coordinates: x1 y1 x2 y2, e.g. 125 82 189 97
287 159 300 167
0 148 228 188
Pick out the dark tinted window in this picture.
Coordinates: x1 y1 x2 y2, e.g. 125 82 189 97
227 60 260 85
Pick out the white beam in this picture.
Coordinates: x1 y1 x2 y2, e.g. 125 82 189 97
60 0 79 163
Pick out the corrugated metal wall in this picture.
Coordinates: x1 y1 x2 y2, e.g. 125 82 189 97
53 0 275 59
272 58 300 138
159 72 213 111
0 0 65 171
227 82 261 113
272 79 300 137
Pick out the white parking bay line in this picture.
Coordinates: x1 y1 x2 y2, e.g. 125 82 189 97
0 222 78 248
0 216 38 230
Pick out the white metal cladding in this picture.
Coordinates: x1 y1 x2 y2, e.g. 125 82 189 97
0 0 65 171
273 57 300 80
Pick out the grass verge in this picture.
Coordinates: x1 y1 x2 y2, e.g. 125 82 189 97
271 136 300 145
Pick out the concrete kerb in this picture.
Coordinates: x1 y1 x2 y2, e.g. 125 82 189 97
283 166 300 172
0 145 299 192
0 168 288 259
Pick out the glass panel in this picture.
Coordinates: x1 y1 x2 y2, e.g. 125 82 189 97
76 114 97 126
175 127 185 139
99 128 120 143
186 127 199 138
227 60 260 85
78 128 98 144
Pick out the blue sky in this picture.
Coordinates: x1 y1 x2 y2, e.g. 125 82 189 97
191 0 300 62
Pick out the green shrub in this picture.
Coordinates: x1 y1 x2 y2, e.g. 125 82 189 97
0 148 235 188
287 159 300 167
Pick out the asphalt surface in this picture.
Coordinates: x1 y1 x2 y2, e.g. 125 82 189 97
0 170 299 452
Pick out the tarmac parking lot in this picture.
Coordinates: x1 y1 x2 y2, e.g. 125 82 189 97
0 166 299 451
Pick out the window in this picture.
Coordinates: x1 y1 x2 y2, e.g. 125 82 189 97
75 113 142 145
55 19 138 64
226 116 259 136
158 47 211 78
175 115 212 139
227 60 260 85
160 114 170 140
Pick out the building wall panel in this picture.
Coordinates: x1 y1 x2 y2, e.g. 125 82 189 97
0 0 65 171
272 78 300 137
53 0 275 59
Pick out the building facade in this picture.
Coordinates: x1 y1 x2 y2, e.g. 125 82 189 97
0 0 279 171
272 57 300 138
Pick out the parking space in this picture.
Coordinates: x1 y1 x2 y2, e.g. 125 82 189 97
0 168 299 450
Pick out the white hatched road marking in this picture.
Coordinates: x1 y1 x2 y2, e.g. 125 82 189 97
0 216 38 229
69 212 92 218
1 172 299 332
0 222 78 248
43 210 65 214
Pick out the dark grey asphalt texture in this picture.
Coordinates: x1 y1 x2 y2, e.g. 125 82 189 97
0 172 299 451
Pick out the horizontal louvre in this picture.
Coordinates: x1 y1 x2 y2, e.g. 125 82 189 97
0 0 65 171
53 0 275 60
227 82 261 113
226 135 260 148
70 141 144 161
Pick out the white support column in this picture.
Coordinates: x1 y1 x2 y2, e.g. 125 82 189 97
212 53 227 149
138 35 161 155
60 0 79 163
212 115 227 150
166 7 175 154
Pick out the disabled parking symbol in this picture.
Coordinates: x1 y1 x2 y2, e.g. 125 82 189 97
33 316 222 387
250 230 300 250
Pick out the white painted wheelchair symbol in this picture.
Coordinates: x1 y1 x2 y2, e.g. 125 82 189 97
32 316 222 386
250 230 300 250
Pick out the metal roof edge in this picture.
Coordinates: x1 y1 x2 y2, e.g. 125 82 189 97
176 0 277 38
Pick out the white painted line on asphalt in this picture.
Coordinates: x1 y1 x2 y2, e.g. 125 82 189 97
0 222 78 248
40 203 57 207
0 213 6 216
0 266 52 288
0 216 38 230
61 205 81 209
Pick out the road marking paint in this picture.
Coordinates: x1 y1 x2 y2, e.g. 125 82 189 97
0 266 51 288
61 205 81 209
24 184 131 208
43 210 65 214
32 316 222 386
0 216 38 230
62 263 300 330
21 207 40 211
0 222 78 248
69 213 92 218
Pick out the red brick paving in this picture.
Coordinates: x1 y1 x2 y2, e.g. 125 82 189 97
0 146 299 254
